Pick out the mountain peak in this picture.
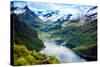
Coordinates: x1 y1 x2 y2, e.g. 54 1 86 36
24 5 30 10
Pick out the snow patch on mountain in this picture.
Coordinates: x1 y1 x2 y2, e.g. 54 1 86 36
13 8 26 14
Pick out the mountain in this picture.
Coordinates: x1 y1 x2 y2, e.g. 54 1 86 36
12 14 45 51
47 7 97 61
87 6 97 12
72 19 97 61
69 16 80 23
11 5 45 32
86 6 97 22
11 2 97 61
54 14 72 24
43 11 54 18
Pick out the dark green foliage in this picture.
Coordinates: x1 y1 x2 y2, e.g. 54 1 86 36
65 20 97 49
14 44 59 66
60 20 97 60
12 14 45 51
11 4 97 63
47 56 60 64
12 13 59 65
71 21 97 60
49 19 97 61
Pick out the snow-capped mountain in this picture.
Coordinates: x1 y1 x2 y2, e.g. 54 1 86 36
11 1 97 29
11 5 46 32
79 6 97 25
86 6 97 22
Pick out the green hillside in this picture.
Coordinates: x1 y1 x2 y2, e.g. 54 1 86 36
51 20 97 61
12 14 45 51
14 44 59 66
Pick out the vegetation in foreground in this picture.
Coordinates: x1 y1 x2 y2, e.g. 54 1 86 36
14 43 59 66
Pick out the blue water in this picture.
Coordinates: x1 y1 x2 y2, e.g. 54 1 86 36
40 39 86 63
55 40 64 45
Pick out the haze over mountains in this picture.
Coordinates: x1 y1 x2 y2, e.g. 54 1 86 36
11 1 97 65
11 1 97 22
11 1 97 32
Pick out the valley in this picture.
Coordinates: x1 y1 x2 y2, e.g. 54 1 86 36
11 1 97 65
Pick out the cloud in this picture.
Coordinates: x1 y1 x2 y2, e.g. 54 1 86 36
12 1 94 16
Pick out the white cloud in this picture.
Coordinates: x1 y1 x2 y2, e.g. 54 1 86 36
11 0 97 5
59 8 80 15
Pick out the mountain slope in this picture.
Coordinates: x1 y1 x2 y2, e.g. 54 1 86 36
13 44 59 66
11 5 44 32
47 7 97 61
12 14 45 51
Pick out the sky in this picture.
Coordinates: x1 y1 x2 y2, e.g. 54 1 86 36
11 1 95 17
10 0 97 5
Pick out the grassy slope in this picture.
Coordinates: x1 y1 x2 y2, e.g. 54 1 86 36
49 20 97 61
62 20 97 61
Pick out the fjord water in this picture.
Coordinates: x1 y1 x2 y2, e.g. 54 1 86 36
40 34 86 63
